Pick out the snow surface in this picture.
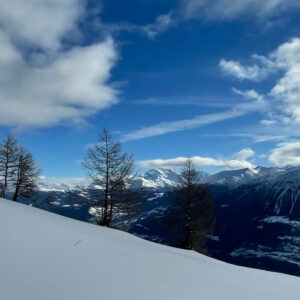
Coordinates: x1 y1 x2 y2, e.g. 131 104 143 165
0 198 299 300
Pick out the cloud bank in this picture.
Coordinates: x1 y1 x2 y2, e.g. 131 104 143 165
139 148 255 170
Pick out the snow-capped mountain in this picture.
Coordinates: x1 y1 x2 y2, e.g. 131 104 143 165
37 168 181 192
274 166 300 182
38 176 91 192
207 168 259 187
207 166 300 188
37 165 300 192
133 169 180 189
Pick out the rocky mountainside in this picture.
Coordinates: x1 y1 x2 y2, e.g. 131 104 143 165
208 180 300 276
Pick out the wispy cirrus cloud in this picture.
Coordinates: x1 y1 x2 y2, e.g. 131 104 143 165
122 87 268 142
129 0 300 40
231 133 287 143
131 96 235 108
139 148 256 170
142 12 177 39
98 12 177 40
180 0 300 21
121 110 245 142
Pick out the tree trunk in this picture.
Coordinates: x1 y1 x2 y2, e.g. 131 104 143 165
108 195 113 224
185 189 192 249
103 144 109 226
13 185 19 202
1 160 8 198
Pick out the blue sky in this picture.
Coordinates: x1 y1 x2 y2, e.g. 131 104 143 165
0 0 300 177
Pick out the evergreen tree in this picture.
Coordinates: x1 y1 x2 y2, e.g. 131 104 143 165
172 159 215 252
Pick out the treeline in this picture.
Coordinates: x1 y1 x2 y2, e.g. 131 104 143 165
0 134 40 202
83 128 215 253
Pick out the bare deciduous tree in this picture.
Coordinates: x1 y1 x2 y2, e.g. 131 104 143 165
12 147 41 202
0 134 18 198
83 128 136 226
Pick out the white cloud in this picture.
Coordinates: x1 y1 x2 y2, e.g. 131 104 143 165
235 148 255 161
102 12 177 40
139 148 256 170
269 141 300 166
222 38 300 127
269 38 300 123
260 120 277 126
181 0 300 21
142 13 177 39
220 59 269 81
121 110 245 142
0 34 118 128
231 133 286 143
0 0 120 129
232 88 268 108
0 0 84 51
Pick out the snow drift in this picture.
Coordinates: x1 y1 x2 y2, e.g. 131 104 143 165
0 198 299 300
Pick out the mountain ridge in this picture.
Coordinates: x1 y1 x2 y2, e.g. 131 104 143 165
37 165 300 192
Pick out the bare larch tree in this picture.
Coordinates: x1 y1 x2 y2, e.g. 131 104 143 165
12 147 41 202
0 134 18 198
83 128 135 226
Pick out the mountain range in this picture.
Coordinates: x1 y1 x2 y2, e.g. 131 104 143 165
37 165 300 191
31 165 300 277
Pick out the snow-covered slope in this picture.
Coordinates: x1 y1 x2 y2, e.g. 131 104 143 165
0 198 299 300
